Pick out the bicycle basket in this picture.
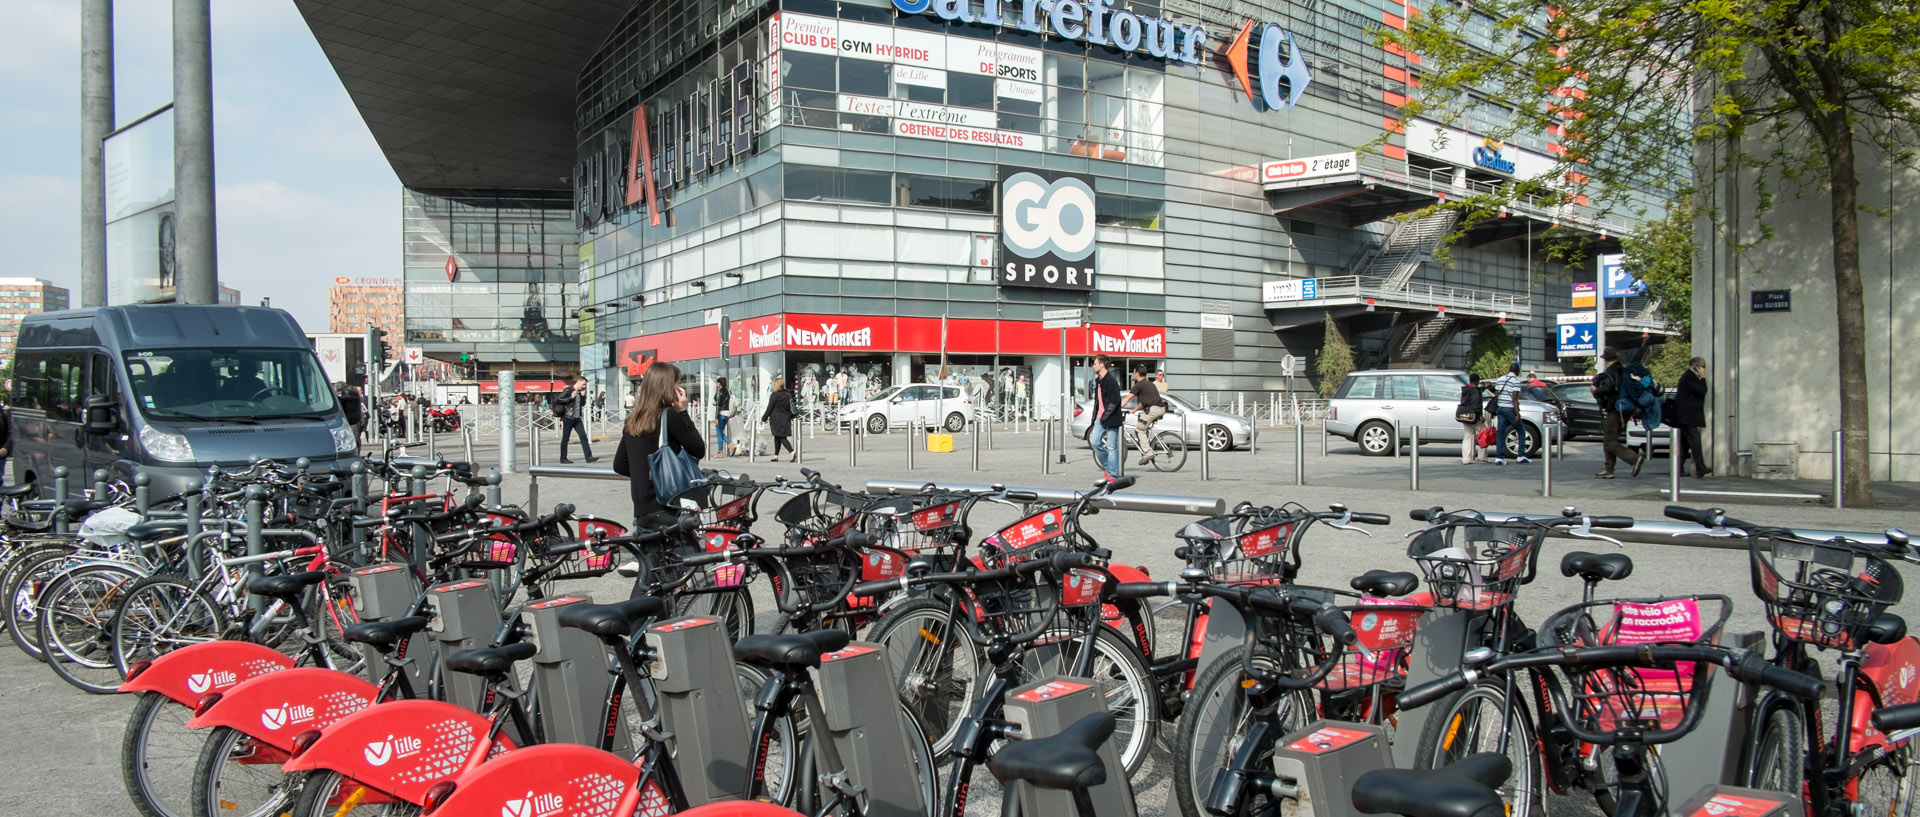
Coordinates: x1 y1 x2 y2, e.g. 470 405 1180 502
1188 514 1297 586
863 494 970 564
1749 534 1902 650
1320 596 1429 692
1541 595 1732 739
539 516 623 581
980 505 1075 566
1405 520 1543 610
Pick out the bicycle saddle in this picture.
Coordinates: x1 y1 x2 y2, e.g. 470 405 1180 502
1351 570 1420 598
556 597 668 639
247 570 328 601
989 711 1114 791
1352 753 1510 817
0 483 35 498
1867 613 1907 644
1560 551 1634 583
732 629 850 668
125 520 189 541
342 615 432 649
445 642 539 677
62 499 108 517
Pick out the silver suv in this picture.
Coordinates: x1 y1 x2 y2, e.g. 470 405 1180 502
1325 369 1564 457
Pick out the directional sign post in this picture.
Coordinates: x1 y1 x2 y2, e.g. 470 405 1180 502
1556 312 1598 358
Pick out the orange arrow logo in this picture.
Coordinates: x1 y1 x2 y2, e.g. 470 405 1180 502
1225 19 1255 101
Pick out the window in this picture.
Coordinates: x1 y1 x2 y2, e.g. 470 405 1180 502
783 52 836 91
947 74 993 109
1421 375 1465 400
784 166 892 205
15 351 85 421
123 347 337 420
1096 194 1162 229
1335 376 1375 400
899 174 993 213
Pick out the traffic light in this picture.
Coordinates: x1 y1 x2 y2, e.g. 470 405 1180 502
377 340 392 364
368 327 391 364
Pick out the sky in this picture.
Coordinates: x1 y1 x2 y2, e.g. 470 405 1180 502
0 0 399 332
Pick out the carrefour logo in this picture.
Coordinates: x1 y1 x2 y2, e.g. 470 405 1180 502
1223 21 1313 110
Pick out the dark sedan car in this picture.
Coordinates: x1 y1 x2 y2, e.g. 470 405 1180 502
1548 383 1606 441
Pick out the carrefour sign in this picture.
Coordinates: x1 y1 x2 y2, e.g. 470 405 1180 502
893 0 1207 64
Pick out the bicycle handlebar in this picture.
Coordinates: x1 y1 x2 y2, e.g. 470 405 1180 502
1872 702 1920 733
1350 512 1393 525
848 550 1103 599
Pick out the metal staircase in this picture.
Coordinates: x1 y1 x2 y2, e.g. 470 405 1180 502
1345 210 1460 290
1383 315 1461 368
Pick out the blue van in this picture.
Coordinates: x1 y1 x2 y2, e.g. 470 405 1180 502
10 305 360 494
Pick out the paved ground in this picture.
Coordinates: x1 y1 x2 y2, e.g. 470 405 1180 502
9 424 1919 816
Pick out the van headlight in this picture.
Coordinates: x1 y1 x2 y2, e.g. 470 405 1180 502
332 424 357 453
139 426 195 463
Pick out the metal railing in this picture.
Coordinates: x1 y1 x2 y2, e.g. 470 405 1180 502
1303 274 1532 316
1355 151 1640 239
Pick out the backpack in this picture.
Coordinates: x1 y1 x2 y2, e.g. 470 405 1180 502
1455 384 1484 424
1616 364 1653 416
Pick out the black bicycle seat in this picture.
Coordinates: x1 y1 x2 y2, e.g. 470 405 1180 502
732 629 851 668
444 642 538 677
62 499 108 517
1867 613 1907 645
989 712 1114 790
1352 753 1511 817
247 570 328 601
125 520 189 541
1560 551 1634 583
0 483 35 498
1351 570 1420 598
342 615 431 649
556 597 668 639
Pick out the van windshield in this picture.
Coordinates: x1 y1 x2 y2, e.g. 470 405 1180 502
123 348 337 421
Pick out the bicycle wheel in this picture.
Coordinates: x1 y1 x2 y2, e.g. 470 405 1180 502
1412 680 1543 817
1151 431 1188 472
1746 707 1806 796
311 571 366 673
678 586 756 643
122 691 205 817
870 598 983 757
1853 748 1915 817
39 561 145 694
191 725 304 817
3 544 76 658
1030 626 1159 776
287 769 418 816
112 574 228 676
1172 645 1315 817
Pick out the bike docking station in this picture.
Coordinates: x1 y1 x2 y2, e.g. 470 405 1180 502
521 592 634 750
645 615 753 803
811 641 928 817
346 562 432 693
1001 677 1135 817
425 576 507 715
1262 722 1395 817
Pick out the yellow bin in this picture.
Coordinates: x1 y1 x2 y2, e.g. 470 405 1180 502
926 433 954 453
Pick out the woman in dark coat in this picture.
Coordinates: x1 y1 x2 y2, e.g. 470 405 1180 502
1673 357 1711 478
612 361 706 526
763 377 796 462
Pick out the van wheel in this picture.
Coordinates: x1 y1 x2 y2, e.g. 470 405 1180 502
866 414 888 435
944 413 966 433
1358 422 1395 456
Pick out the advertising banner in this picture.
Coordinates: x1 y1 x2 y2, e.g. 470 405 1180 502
998 167 1098 291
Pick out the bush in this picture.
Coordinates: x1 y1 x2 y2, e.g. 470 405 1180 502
1316 317 1354 398
1465 326 1518 381
1646 340 1692 387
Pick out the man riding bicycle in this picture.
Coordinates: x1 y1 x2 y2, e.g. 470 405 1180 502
1121 365 1167 465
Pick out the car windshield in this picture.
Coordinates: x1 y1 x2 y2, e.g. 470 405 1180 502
124 347 337 420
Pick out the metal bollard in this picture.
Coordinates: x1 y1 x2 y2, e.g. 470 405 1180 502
1408 426 1421 491
410 465 429 497
93 468 109 500
971 419 982 472
1322 423 1329 456
463 426 474 466
245 485 267 612
795 420 804 464
906 420 916 470
750 417 761 464
986 415 994 450
848 421 858 468
1668 427 1681 502
1833 430 1844 509
485 470 502 507
53 466 69 534
1543 426 1554 498
134 471 151 521
1294 421 1305 485
1248 414 1257 456
530 422 543 467
183 479 205 572
1199 414 1211 481
427 415 436 455
1042 421 1053 475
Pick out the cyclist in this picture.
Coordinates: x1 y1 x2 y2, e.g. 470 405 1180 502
1121 364 1167 466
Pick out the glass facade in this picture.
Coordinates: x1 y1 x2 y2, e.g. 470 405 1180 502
402 189 580 377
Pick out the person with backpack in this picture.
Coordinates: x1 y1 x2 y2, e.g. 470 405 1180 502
1591 348 1645 478
1488 362 1530 465
1456 379 1488 464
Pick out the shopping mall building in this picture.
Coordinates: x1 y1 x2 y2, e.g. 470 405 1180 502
299 0 1663 411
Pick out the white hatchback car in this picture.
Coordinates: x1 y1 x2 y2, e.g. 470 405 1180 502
838 383 972 434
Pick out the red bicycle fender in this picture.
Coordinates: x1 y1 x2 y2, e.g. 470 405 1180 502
430 743 649 817
1853 636 1920 750
279 699 512 804
184 668 377 752
1107 564 1152 584
117 640 294 704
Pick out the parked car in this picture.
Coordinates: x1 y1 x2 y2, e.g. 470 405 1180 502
1325 369 1565 458
1069 394 1252 452
837 383 972 434
1547 383 1605 441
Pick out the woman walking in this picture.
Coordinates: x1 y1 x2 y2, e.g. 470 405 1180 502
612 361 706 529
763 377 796 462
713 377 733 458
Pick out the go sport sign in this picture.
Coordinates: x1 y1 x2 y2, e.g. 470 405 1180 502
999 167 1097 291
891 0 1313 110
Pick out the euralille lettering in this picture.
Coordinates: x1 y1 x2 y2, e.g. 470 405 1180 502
893 0 1205 65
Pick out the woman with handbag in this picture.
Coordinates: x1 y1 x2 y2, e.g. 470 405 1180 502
713 377 732 458
763 377 796 462
612 361 707 529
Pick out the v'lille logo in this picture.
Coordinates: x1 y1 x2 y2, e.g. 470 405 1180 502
1223 20 1312 110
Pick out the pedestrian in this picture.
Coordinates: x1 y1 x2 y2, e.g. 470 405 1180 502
1154 369 1171 395
554 375 598 463
623 388 636 411
1525 371 1549 388
835 369 850 406
337 384 364 446
611 360 705 530
0 400 12 483
713 377 733 458
1089 355 1123 480
763 377 796 462
1456 379 1487 464
1489 363 1530 465
1591 348 1645 478
1673 356 1711 477
1121 365 1167 465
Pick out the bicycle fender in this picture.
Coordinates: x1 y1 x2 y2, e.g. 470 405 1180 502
117 640 294 704
279 698 512 804
428 743 661 817
1853 636 1920 752
185 667 377 752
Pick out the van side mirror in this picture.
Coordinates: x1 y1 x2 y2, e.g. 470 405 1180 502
84 394 118 435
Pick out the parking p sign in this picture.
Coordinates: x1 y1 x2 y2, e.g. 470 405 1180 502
1556 312 1598 357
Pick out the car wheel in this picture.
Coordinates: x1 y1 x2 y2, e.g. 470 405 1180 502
944 412 965 433
866 414 888 435
1357 421 1394 456
1505 423 1545 458
1205 425 1231 452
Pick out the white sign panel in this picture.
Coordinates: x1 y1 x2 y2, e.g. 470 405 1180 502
838 95 994 130
893 64 946 89
1261 279 1320 304
777 13 841 55
894 119 1040 151
996 78 1044 103
1200 313 1234 329
1043 308 1085 321
1260 152 1358 184
403 347 425 365
1403 119 1557 181
1042 318 1082 330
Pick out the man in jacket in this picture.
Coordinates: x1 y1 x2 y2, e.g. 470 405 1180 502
1674 357 1711 477
1089 355 1123 480
554 375 598 464
1591 349 1644 478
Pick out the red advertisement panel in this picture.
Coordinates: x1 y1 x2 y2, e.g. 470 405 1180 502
615 324 721 375
782 314 895 350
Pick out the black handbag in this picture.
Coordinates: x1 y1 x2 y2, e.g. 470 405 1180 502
648 409 704 505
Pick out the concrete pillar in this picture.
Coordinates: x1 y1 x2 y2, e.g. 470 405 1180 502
80 0 113 308
173 0 218 304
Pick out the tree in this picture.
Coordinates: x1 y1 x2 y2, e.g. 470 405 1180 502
1622 201 1693 336
1647 339 1693 386
1385 0 1919 504
1316 317 1355 398
1466 326 1518 381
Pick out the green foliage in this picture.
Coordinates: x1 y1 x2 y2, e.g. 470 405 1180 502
1623 202 1694 336
1647 340 1693 386
1466 327 1518 382
1316 317 1355 398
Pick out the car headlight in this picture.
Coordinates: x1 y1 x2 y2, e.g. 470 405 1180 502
332 424 358 453
139 425 195 463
